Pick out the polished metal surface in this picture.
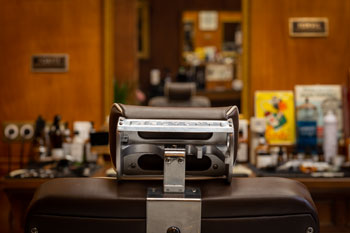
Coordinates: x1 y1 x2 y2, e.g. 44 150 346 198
117 117 233 133
115 116 235 181
307 227 314 233
164 148 186 193
147 187 201 233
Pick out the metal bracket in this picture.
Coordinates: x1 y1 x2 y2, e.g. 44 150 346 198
147 187 201 233
116 117 235 181
164 148 186 193
146 149 201 233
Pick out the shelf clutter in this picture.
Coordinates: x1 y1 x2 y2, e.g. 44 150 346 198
237 84 350 179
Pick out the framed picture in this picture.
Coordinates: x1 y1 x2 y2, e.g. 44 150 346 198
255 91 296 145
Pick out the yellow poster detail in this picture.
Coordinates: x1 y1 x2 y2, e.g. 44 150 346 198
255 91 295 145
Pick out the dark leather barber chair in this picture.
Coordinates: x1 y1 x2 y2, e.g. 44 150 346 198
149 82 210 107
25 104 319 233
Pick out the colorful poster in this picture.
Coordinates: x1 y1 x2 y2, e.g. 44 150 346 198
295 85 343 142
255 91 295 145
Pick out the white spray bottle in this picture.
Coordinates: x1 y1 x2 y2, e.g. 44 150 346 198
323 110 338 163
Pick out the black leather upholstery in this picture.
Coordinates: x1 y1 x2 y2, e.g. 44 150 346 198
25 177 319 233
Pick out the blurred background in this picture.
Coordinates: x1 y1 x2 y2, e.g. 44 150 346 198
1 0 350 232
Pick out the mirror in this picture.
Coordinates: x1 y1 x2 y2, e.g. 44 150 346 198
180 10 243 107
111 0 248 112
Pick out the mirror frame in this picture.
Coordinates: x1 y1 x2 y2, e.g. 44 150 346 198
242 0 250 118
103 0 115 118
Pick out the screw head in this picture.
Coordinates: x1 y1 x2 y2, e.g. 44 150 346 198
165 157 171 163
213 164 218 169
31 227 38 233
167 226 181 233
130 163 136 168
192 188 197 193
306 227 314 233
178 158 184 164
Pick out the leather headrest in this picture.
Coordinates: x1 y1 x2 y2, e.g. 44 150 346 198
165 82 196 101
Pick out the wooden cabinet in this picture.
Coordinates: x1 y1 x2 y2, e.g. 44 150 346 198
296 178 350 233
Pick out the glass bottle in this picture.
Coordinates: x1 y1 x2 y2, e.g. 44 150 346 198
49 115 63 160
29 116 47 162
296 98 318 153
255 134 271 169
62 122 72 156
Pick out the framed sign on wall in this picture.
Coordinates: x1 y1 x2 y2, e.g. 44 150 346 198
289 17 329 37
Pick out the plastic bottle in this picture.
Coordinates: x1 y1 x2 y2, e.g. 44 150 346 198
85 122 98 163
323 110 338 163
71 131 84 163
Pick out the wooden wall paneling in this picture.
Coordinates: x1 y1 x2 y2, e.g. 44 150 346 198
137 0 150 59
0 190 10 233
249 0 350 115
347 201 350 227
103 0 116 117
242 0 250 117
312 196 350 233
114 0 139 104
314 199 333 228
0 0 104 174
334 198 347 228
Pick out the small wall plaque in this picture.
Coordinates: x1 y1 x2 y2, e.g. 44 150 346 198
289 17 328 37
31 54 69 72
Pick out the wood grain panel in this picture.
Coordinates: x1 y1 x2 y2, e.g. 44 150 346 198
0 0 104 174
114 0 139 91
0 190 10 233
315 200 333 227
249 0 350 114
